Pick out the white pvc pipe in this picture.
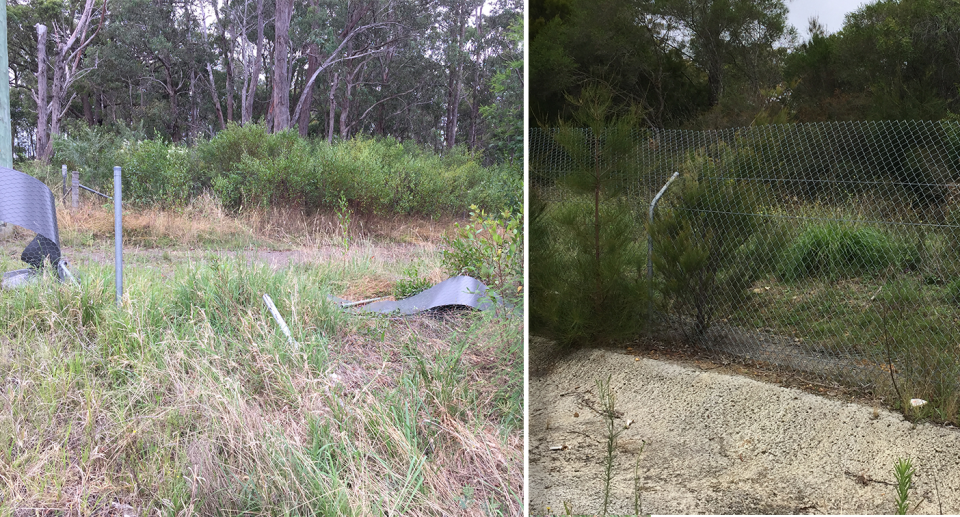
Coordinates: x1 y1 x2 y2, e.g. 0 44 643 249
263 293 299 350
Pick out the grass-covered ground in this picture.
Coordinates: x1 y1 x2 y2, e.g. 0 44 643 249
534 186 960 425
0 200 522 515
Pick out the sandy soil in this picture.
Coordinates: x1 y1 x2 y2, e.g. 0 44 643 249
529 339 960 515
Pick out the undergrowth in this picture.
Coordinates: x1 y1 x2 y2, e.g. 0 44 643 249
33 123 521 217
0 208 522 515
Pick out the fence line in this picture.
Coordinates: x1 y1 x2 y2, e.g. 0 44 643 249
532 120 960 406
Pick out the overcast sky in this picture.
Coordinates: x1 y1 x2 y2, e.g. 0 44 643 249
785 0 871 36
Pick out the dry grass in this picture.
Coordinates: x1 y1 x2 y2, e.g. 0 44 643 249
0 204 522 515
51 194 462 252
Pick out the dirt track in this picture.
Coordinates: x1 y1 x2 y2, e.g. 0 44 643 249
529 344 960 515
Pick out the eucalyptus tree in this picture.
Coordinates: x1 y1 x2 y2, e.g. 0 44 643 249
5 0 523 162
652 0 792 109
14 0 106 161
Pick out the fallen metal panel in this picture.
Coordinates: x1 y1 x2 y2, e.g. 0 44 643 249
1 268 39 290
331 275 503 315
0 167 71 286
0 167 61 249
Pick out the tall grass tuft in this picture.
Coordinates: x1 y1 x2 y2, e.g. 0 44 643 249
778 223 904 282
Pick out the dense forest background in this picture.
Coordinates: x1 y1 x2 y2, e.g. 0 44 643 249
8 0 523 166
530 0 960 127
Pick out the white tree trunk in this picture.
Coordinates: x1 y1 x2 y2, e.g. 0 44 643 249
270 0 293 132
35 24 50 161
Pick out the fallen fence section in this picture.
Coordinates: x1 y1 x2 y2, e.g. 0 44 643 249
0 167 76 286
329 276 508 316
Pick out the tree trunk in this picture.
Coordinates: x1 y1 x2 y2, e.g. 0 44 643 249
213 0 234 123
298 43 319 137
82 92 93 126
270 0 293 132
35 24 50 161
444 6 469 150
224 49 235 123
162 60 181 141
327 72 339 143
49 60 68 157
339 56 369 139
242 0 265 125
95 90 103 125
706 54 723 108
43 0 103 159
207 63 225 130
467 3 484 150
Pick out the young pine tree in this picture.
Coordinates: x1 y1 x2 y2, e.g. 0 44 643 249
531 84 648 348
650 145 767 340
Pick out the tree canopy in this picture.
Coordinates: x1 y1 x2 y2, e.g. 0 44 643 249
531 0 960 128
9 0 523 165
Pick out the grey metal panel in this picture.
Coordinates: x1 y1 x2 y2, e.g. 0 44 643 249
331 276 505 315
0 167 60 247
1 268 39 289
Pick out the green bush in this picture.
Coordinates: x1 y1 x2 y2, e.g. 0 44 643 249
197 124 312 210
441 206 523 304
650 146 768 339
36 121 517 217
314 137 515 216
52 123 145 190
778 223 904 282
115 140 195 206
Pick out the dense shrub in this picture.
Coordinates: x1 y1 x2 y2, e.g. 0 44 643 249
313 137 518 216
29 123 517 216
441 206 523 304
650 147 768 339
52 123 145 190
115 140 195 206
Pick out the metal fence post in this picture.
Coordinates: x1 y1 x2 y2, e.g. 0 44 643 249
114 166 122 306
647 171 680 332
61 164 67 198
71 170 79 209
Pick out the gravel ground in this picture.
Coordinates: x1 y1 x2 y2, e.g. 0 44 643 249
529 344 960 515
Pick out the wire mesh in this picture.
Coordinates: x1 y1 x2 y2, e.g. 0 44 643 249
531 120 960 402
0 167 66 285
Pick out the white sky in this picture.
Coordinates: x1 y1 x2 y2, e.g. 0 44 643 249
785 0 871 36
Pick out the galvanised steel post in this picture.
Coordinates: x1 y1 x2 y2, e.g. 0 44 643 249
647 171 679 332
114 166 122 305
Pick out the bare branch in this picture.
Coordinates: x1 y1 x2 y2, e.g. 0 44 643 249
291 22 399 123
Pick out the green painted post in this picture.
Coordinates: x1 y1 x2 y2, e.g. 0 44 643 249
0 1 11 168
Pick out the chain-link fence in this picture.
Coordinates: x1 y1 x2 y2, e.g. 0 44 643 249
531 120 960 407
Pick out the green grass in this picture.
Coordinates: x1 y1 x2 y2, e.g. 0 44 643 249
0 209 522 514
777 223 905 282
535 188 960 425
